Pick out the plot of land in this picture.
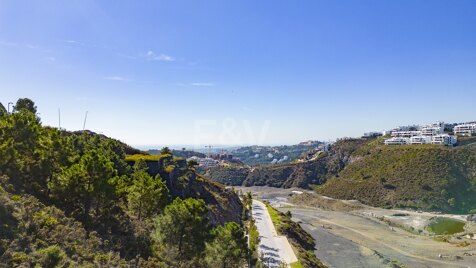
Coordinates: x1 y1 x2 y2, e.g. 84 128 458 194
240 186 476 268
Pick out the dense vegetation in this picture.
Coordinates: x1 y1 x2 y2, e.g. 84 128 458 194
317 139 476 213
0 98 247 267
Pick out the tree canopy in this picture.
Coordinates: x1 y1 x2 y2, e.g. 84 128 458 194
0 98 248 267
153 197 210 265
205 222 248 268
14 98 37 114
127 160 169 220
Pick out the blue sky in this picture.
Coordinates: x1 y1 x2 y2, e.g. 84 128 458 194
1 0 475 147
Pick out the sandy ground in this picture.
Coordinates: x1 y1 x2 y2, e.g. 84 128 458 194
238 186 476 268
252 200 298 267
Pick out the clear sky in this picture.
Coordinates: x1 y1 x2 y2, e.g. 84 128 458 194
1 0 475 147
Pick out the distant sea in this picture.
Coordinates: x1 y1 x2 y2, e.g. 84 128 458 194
133 144 242 154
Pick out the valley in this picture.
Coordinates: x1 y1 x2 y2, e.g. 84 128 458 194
239 186 476 268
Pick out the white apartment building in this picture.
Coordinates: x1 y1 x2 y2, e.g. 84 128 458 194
420 127 443 136
409 136 431 144
420 121 445 136
384 137 409 145
187 156 218 168
391 131 422 138
385 122 457 146
424 121 445 129
431 134 457 145
454 123 476 136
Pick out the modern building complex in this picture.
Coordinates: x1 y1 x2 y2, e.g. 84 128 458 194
187 156 219 168
384 122 458 146
431 134 458 145
362 132 383 139
409 136 431 145
384 137 409 145
391 131 421 138
454 123 476 136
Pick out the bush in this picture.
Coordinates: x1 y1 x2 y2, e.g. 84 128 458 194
36 245 66 268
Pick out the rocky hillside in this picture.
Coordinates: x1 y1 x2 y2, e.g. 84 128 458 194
203 165 251 186
126 154 242 225
204 138 367 188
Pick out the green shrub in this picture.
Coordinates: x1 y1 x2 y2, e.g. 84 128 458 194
37 245 65 268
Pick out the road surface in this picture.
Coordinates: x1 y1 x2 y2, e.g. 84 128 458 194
252 200 298 267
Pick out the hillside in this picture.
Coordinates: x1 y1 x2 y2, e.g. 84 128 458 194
203 165 251 186
0 98 245 267
125 153 242 225
204 138 366 188
316 139 476 213
71 130 146 155
205 137 476 213
230 142 324 166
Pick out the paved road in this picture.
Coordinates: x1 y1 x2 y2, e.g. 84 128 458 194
252 200 298 267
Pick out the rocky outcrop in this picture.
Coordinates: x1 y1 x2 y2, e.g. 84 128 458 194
127 156 243 226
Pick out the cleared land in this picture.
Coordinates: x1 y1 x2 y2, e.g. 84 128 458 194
239 186 476 268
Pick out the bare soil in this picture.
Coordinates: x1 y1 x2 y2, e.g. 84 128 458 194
237 186 476 268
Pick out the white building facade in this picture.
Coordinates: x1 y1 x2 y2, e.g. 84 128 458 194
454 123 476 136
431 134 457 145
385 122 457 146
384 137 409 145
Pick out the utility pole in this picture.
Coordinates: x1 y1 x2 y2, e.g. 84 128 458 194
83 111 88 131
58 108 61 129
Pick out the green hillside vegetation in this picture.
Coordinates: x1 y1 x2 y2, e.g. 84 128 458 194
0 98 247 267
316 138 476 213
